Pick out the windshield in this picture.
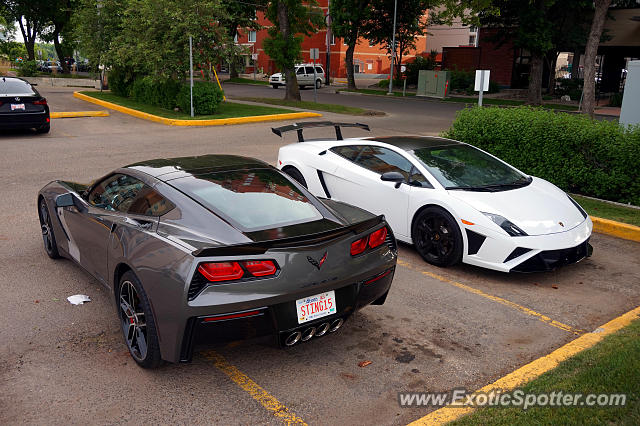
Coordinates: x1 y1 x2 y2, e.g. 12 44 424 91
411 145 530 191
170 168 323 231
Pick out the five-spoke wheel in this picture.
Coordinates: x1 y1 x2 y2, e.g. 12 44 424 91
412 206 462 267
39 198 60 259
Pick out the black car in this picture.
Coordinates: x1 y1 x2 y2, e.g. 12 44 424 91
0 77 50 133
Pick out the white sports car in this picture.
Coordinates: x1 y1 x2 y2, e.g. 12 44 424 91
274 122 593 273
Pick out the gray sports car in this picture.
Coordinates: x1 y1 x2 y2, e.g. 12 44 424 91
38 155 397 368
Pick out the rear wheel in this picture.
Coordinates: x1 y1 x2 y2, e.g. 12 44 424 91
282 166 307 188
271 84 279 89
315 79 322 89
39 198 60 259
118 271 162 368
36 123 50 134
412 206 462 267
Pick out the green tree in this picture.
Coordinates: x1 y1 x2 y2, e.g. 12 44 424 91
263 0 324 101
582 0 612 117
363 0 430 82
40 0 77 73
1 0 48 60
73 0 124 72
219 0 267 79
330 0 372 90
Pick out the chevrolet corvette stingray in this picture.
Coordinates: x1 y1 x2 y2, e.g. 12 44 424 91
38 155 397 368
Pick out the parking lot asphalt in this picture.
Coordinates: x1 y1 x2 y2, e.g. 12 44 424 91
1 87 639 425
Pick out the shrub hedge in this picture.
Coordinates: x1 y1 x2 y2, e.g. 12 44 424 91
131 76 181 109
108 67 137 97
176 82 224 115
17 60 38 77
442 106 640 205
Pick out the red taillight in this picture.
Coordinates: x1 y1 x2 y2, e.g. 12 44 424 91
33 98 47 105
243 260 277 277
203 310 262 322
368 227 388 248
350 237 368 256
198 262 244 282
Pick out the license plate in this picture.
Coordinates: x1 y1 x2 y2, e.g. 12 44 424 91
11 104 25 111
296 290 336 324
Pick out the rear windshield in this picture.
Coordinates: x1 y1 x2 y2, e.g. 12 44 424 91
170 168 322 231
0 79 36 96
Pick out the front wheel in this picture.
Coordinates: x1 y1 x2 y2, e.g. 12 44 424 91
271 84 279 89
412 206 463 267
39 198 60 259
118 271 162 368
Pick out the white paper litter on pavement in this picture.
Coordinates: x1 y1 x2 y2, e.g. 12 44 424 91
67 294 91 305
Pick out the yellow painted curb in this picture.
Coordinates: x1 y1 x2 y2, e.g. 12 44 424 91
73 91 322 126
50 110 109 119
407 305 640 426
591 216 640 243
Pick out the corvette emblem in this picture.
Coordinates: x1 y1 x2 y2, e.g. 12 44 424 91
559 221 564 227
307 252 327 270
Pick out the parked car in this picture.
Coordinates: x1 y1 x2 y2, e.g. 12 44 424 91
275 122 593 273
38 154 397 368
0 77 50 133
270 64 325 89
41 61 63 73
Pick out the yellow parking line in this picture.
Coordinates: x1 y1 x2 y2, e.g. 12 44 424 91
50 110 109 118
202 350 307 425
397 260 583 335
407 305 640 425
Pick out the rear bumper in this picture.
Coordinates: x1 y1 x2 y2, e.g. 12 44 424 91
0 110 49 129
179 267 394 362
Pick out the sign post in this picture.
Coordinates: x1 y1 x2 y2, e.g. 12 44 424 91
475 70 490 107
189 35 194 117
252 52 258 82
310 48 320 103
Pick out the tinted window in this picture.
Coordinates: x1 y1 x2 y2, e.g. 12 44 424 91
296 67 305 75
315 66 323 74
409 167 433 188
354 146 414 179
411 145 527 189
88 174 173 216
305 66 315 74
330 145 362 162
1 79 36 96
169 169 322 231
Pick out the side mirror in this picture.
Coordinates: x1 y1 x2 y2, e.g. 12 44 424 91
55 193 75 207
380 171 406 188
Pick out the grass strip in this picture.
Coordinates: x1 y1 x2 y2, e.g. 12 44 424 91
79 91 294 120
443 96 579 111
339 88 416 97
451 319 640 425
572 195 640 227
232 96 381 116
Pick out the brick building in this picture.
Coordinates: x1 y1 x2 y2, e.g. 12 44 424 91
233 1 429 79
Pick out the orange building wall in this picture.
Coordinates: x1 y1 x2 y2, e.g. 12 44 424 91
234 1 428 79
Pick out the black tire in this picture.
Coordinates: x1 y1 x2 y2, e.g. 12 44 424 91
315 79 322 89
300 85 306 89
271 84 279 89
283 166 307 188
36 123 50 134
411 206 463 267
118 271 162 368
39 198 60 259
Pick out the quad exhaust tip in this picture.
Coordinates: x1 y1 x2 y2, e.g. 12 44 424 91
284 318 344 346
329 318 344 333
315 322 330 337
301 327 316 342
284 331 302 346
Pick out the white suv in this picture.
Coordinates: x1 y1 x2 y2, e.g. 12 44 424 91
270 64 325 89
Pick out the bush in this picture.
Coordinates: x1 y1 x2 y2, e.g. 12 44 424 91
404 54 437 85
555 78 583 101
131 76 181 109
108 67 137 97
447 68 499 95
16 60 38 77
442 106 640 205
377 78 404 88
176 82 224 115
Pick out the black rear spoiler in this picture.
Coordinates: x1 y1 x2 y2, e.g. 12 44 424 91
191 215 384 257
271 121 370 142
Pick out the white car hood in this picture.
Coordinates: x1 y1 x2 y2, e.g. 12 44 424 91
449 177 586 236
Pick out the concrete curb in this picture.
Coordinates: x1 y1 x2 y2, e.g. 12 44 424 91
50 111 109 119
591 216 640 243
73 91 322 126
407 305 640 425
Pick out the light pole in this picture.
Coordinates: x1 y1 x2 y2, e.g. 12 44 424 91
387 0 398 95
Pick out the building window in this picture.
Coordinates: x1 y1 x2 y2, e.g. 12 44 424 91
470 26 478 33
248 31 256 43
469 35 476 46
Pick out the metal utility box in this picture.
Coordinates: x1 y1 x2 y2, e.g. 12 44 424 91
620 60 640 127
417 70 450 99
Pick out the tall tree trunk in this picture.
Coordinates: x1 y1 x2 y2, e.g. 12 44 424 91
571 49 581 80
527 54 544 105
345 43 356 90
53 31 69 73
547 51 558 97
277 1 300 101
582 0 611 117
18 19 37 61
229 27 239 79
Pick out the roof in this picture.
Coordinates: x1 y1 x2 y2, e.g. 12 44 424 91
126 155 270 180
367 136 462 151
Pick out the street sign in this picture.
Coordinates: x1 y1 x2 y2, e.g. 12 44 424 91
474 70 490 92
400 65 406 73
310 48 320 60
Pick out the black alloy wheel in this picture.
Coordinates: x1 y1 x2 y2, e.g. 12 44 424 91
118 271 161 368
283 166 308 188
412 206 463 267
39 198 60 259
